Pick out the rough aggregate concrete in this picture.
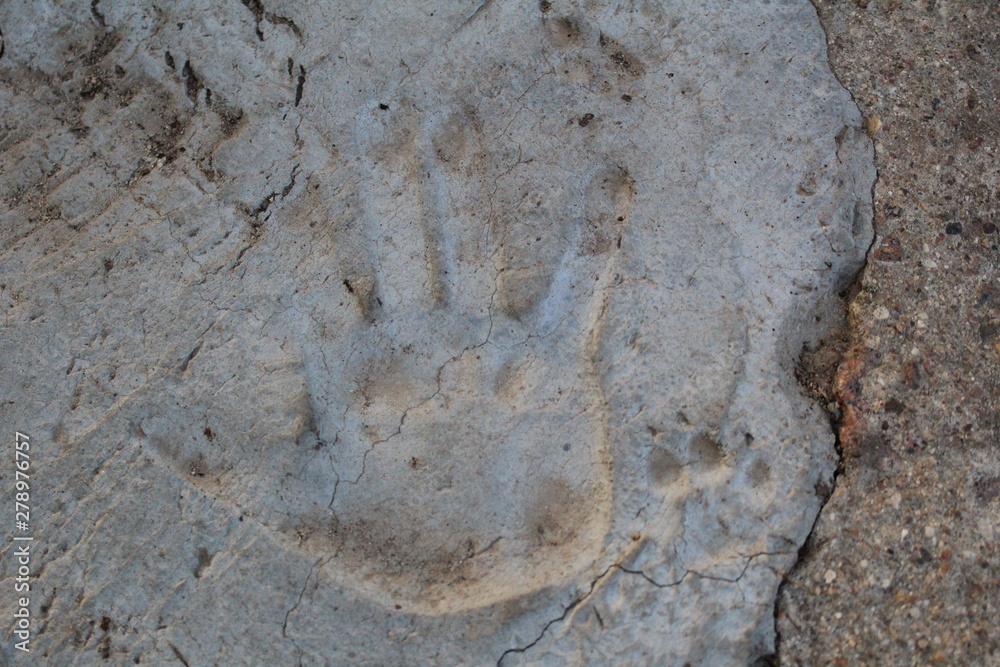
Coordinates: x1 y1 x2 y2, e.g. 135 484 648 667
778 0 1000 664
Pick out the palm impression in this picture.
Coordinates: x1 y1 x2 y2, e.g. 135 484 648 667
286 85 648 605
127 0 869 619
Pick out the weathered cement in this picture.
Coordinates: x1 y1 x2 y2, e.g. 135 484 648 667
0 0 872 663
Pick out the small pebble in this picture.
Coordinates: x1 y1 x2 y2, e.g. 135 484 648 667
866 113 882 136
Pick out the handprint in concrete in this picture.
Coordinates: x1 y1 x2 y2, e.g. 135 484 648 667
288 91 639 609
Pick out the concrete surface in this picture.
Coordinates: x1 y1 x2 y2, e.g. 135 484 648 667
3 0 991 665
0 0 873 664
778 0 1000 664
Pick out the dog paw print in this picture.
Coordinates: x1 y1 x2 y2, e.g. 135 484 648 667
540 7 647 93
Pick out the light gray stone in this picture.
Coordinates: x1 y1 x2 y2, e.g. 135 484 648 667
0 0 873 663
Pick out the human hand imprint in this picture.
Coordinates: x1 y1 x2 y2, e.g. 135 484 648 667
291 94 634 610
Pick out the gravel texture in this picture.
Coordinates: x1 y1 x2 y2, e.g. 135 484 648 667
777 1 1000 664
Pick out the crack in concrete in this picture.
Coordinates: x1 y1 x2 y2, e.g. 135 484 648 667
282 556 325 655
496 563 618 666
498 549 796 664
337 309 498 496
